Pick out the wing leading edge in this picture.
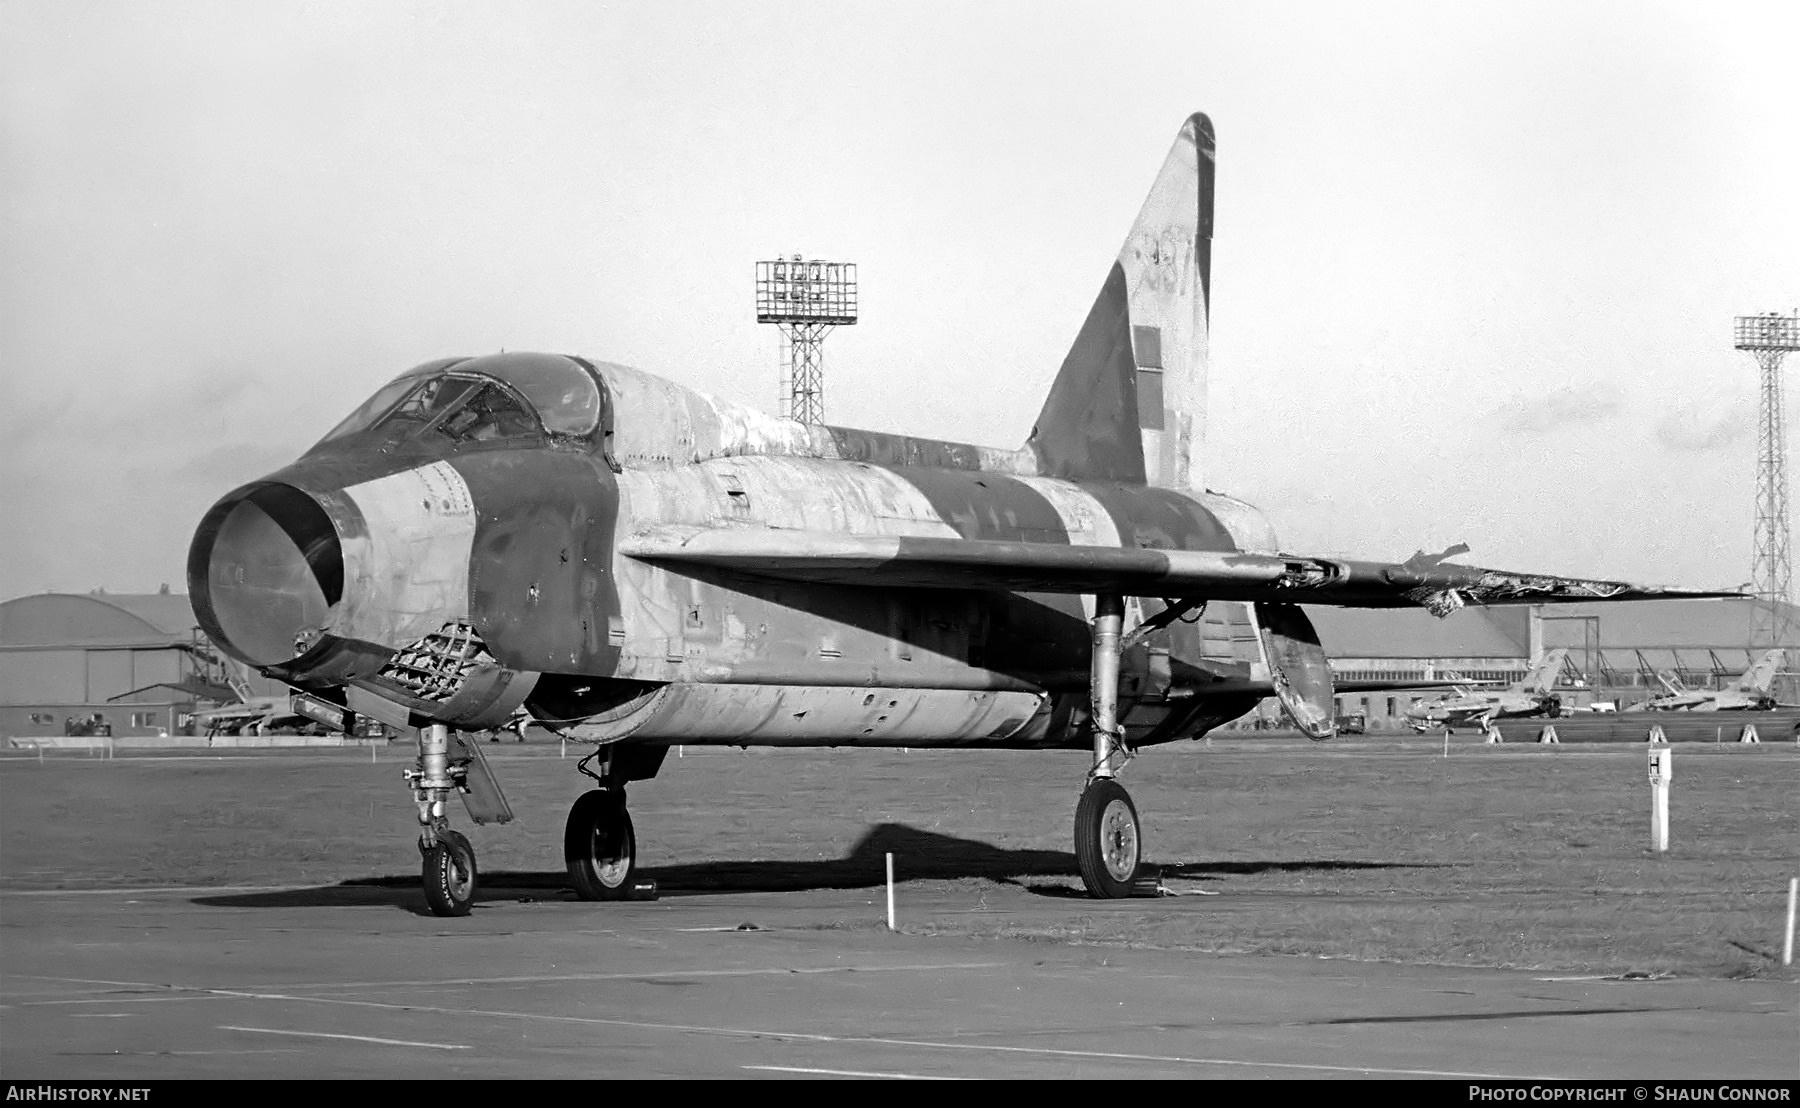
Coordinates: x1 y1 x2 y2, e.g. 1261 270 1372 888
621 526 1740 615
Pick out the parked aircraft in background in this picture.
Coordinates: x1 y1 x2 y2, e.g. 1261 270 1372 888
188 658 311 735
1403 649 1573 731
189 697 300 736
186 114 1735 915
1641 648 1791 711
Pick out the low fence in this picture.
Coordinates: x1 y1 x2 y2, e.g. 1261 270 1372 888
6 733 389 752
1488 710 1800 744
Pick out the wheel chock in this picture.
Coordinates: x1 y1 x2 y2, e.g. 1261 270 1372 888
1128 871 1167 898
1738 722 1760 744
1537 724 1559 744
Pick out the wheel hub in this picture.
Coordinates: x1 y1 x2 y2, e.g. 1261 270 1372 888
444 851 473 901
592 830 630 887
1099 798 1139 880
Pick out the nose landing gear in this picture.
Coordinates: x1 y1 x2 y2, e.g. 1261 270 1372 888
406 721 515 916
409 722 476 916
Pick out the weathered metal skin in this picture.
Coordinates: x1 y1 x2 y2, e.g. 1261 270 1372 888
574 355 1276 749
458 449 621 676
562 684 1049 748
188 356 635 729
189 342 1276 749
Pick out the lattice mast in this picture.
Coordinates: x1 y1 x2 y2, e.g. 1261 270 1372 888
756 256 857 424
1734 313 1797 645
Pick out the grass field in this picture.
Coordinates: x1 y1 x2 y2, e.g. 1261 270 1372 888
2 737 1796 980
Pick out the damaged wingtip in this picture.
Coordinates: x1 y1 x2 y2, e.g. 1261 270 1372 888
1403 542 1473 572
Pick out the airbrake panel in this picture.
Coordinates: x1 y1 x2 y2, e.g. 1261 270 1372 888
1255 602 1334 740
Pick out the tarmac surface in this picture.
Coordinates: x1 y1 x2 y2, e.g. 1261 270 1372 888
3 876 1794 1080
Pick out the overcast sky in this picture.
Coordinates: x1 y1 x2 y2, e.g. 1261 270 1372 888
3 0 1796 600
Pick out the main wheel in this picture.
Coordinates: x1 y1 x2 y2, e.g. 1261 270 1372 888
422 829 477 917
1074 778 1141 899
565 789 637 901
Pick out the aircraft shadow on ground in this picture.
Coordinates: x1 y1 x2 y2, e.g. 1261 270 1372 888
190 822 1435 913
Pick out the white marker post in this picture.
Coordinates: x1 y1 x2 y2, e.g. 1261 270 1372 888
1648 748 1673 853
885 852 896 931
1783 878 1796 967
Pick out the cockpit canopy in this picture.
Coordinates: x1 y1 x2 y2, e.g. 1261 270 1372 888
312 352 605 453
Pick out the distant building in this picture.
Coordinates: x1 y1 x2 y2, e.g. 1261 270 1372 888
0 589 250 737
1302 605 1534 729
1289 597 1798 730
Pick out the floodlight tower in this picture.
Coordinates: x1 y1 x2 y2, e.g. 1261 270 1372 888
1734 312 1798 646
756 256 857 424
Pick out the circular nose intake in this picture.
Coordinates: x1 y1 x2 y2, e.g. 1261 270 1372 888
188 484 344 667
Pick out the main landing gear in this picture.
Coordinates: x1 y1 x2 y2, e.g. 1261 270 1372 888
1075 593 1145 899
564 748 639 900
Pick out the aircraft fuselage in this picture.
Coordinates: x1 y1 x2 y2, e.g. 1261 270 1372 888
189 357 1274 751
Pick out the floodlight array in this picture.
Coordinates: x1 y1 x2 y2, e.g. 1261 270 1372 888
756 258 858 325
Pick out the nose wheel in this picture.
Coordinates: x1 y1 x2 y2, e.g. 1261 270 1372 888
421 829 477 917
1074 778 1142 898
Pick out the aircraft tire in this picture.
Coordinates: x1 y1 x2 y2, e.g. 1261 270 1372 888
422 829 477 917
565 789 637 901
1074 779 1141 899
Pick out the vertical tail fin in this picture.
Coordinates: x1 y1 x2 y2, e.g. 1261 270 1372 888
1520 648 1570 695
1027 114 1214 489
1732 648 1786 693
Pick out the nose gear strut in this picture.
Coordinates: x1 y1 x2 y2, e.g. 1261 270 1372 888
407 723 479 916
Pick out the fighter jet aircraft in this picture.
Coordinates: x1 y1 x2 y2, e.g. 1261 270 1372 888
187 113 1736 915
188 696 299 736
1640 648 1790 711
1403 648 1572 731
186 656 314 735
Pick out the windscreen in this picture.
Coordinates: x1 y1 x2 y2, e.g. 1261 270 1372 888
311 352 601 451
313 358 467 446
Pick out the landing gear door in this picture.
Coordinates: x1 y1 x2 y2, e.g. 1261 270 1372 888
448 731 516 825
1253 602 1336 740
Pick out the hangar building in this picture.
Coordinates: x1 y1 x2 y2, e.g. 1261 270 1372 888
1299 597 1798 730
0 589 247 737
